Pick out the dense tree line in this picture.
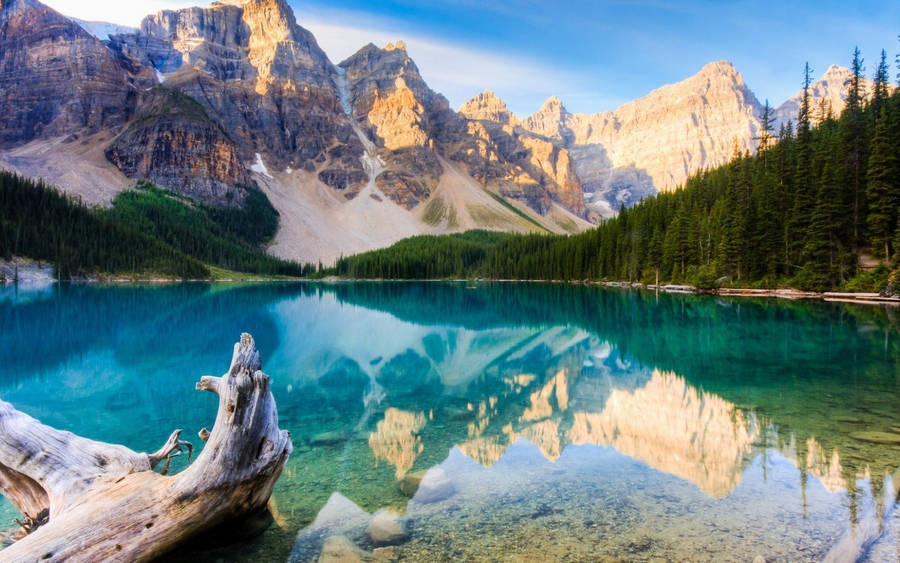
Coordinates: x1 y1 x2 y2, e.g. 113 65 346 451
108 183 302 277
0 173 304 279
330 48 900 291
330 231 513 279
0 172 208 279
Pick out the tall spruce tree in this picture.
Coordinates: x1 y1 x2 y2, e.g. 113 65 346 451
803 127 845 288
789 63 815 269
866 109 899 260
872 49 891 119
841 47 867 249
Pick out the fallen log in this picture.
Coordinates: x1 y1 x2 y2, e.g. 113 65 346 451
0 333 292 562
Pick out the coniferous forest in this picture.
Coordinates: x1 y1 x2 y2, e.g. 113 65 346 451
330 49 900 292
0 173 305 279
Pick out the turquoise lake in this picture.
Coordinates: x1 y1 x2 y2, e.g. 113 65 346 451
1 282 898 561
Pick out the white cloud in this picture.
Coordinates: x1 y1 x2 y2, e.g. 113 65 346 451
41 0 193 27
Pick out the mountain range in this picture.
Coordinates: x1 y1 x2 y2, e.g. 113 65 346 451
0 0 880 263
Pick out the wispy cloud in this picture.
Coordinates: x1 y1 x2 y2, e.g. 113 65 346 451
42 0 195 26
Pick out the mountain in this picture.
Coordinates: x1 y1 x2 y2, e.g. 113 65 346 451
774 64 884 128
521 61 764 216
0 0 593 263
0 0 873 263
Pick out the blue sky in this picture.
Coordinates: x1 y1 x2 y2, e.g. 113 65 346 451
44 0 900 116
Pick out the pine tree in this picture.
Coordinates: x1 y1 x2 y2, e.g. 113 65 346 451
866 109 899 260
789 63 815 268
872 49 890 120
757 99 776 154
803 130 845 287
841 47 868 249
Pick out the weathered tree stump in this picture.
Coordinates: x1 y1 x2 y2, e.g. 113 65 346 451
0 333 292 561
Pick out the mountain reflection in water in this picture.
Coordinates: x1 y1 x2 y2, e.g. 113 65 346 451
0 282 897 561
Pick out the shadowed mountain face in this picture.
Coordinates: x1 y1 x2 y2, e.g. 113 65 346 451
0 0 135 145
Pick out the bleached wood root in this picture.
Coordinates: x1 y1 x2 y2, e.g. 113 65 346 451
0 333 292 562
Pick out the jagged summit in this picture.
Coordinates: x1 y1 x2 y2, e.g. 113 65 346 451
384 40 406 52
540 95 566 112
774 64 879 128
697 60 741 75
459 90 517 125
522 95 573 145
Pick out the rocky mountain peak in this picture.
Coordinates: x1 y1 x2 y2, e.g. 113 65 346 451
384 40 406 52
774 64 873 128
697 60 740 76
339 39 447 126
540 95 567 113
459 90 517 125
522 95 573 144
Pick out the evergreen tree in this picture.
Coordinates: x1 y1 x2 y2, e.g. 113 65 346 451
866 109 899 260
841 47 867 249
803 129 845 288
757 99 776 154
872 49 891 119
789 62 815 268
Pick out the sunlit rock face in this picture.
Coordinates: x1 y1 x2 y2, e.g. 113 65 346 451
774 64 889 128
337 46 587 217
121 0 350 171
0 0 135 146
457 91 586 216
522 61 763 217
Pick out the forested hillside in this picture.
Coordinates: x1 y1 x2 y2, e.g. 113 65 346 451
0 173 304 279
330 50 900 292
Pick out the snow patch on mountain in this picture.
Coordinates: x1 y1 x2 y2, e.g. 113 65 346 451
251 153 272 178
71 18 136 40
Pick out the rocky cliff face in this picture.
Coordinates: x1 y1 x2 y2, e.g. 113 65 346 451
459 91 585 215
118 0 352 172
0 0 135 147
522 61 764 216
105 88 251 206
337 44 586 216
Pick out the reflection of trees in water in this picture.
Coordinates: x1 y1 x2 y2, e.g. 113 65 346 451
0 283 299 385
323 282 900 494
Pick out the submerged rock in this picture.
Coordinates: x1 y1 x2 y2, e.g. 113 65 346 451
397 469 427 496
318 535 387 563
310 431 351 446
366 510 406 545
849 431 900 445
372 546 398 560
411 467 455 504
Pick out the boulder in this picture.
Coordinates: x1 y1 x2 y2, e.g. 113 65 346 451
366 510 406 546
318 535 387 563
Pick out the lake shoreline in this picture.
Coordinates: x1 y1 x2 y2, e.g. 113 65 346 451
314 277 900 306
4 271 899 306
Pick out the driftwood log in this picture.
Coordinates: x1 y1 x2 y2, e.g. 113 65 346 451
0 333 292 561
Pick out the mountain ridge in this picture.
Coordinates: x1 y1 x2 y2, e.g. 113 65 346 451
0 0 875 261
